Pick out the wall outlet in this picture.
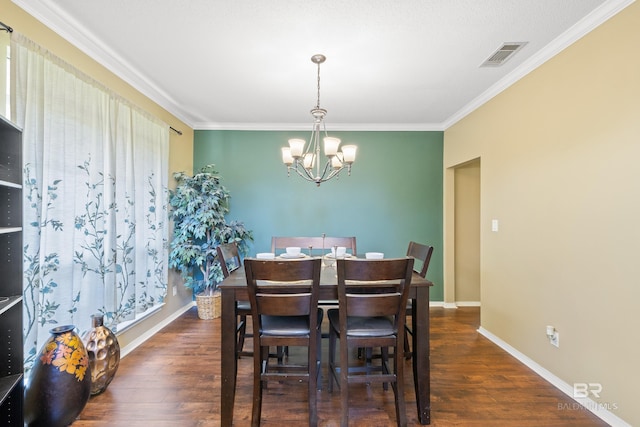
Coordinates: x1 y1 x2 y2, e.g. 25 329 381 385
546 325 559 347
172 285 177 296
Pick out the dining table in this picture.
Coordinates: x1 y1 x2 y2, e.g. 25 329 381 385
219 257 433 425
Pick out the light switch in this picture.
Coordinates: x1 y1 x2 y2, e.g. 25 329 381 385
491 219 499 232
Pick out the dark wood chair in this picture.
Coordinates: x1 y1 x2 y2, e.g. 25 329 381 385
271 236 357 346
271 236 357 257
216 242 252 357
404 241 434 359
327 257 414 427
244 257 323 427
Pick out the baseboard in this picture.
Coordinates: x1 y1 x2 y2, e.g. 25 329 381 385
429 302 480 308
478 326 630 427
120 301 195 358
455 301 481 307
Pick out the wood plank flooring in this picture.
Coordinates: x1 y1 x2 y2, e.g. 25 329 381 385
73 307 609 426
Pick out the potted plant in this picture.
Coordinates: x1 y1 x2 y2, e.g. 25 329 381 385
168 164 252 319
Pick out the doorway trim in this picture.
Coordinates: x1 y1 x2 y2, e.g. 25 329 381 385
444 157 481 308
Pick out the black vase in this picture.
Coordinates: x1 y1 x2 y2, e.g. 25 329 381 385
83 313 120 395
24 325 92 427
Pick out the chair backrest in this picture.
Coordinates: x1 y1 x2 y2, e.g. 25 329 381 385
406 241 434 278
336 257 414 327
271 236 357 256
216 242 241 278
244 258 322 319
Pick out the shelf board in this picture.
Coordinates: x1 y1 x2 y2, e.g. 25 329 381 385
0 180 21 189
0 227 21 235
0 374 23 406
0 295 22 316
0 114 21 131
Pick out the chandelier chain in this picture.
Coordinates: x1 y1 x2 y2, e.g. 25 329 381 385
316 61 321 110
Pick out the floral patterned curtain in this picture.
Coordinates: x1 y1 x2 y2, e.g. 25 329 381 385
11 33 169 371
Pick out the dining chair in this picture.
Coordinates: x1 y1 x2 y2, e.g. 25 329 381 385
327 257 414 427
216 242 252 358
271 235 357 345
244 257 323 427
270 235 357 358
271 236 357 257
404 241 434 359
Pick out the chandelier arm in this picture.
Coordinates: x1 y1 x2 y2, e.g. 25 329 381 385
289 161 347 186
323 165 345 182
290 163 319 183
318 158 334 181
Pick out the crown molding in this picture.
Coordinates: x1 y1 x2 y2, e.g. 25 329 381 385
193 122 445 132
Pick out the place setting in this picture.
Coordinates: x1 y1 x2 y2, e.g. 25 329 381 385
279 247 307 259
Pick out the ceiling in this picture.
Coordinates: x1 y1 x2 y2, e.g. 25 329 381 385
13 0 631 131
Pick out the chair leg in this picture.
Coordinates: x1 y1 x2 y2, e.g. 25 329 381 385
393 343 407 427
340 340 350 427
237 314 247 357
317 324 323 391
404 303 414 360
329 328 337 393
309 341 319 427
251 345 266 427
381 347 389 391
365 347 372 366
404 324 413 360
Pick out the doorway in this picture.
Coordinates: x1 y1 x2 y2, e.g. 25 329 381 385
453 159 481 306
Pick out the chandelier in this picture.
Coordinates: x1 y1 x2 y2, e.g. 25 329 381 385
281 54 357 186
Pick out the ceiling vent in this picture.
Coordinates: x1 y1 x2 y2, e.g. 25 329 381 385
481 42 527 67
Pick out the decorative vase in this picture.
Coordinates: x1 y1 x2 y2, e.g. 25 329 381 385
83 313 121 395
24 325 91 427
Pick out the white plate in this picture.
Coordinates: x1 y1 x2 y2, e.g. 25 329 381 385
279 253 307 259
325 253 352 259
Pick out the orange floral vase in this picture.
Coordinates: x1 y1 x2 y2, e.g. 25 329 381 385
24 325 92 427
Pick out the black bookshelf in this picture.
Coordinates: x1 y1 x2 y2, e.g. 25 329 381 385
0 114 23 427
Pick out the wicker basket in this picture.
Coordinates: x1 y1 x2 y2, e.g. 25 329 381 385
196 292 221 320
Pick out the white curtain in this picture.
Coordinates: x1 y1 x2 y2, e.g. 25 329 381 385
11 33 169 371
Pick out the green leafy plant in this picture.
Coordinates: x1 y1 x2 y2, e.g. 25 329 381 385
168 165 252 295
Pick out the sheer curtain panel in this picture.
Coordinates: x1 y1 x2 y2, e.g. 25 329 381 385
11 33 169 371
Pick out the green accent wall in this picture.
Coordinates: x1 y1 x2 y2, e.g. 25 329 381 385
193 130 444 300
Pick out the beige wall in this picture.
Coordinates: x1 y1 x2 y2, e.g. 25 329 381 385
444 2 640 425
3 0 195 350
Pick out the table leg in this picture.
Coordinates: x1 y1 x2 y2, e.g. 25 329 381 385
221 289 238 426
413 287 431 424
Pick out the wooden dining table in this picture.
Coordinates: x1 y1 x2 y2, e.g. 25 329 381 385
219 259 433 425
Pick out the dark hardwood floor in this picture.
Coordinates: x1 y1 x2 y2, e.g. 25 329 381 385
74 306 609 426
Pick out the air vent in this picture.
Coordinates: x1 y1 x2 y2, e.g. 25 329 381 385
481 42 527 67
